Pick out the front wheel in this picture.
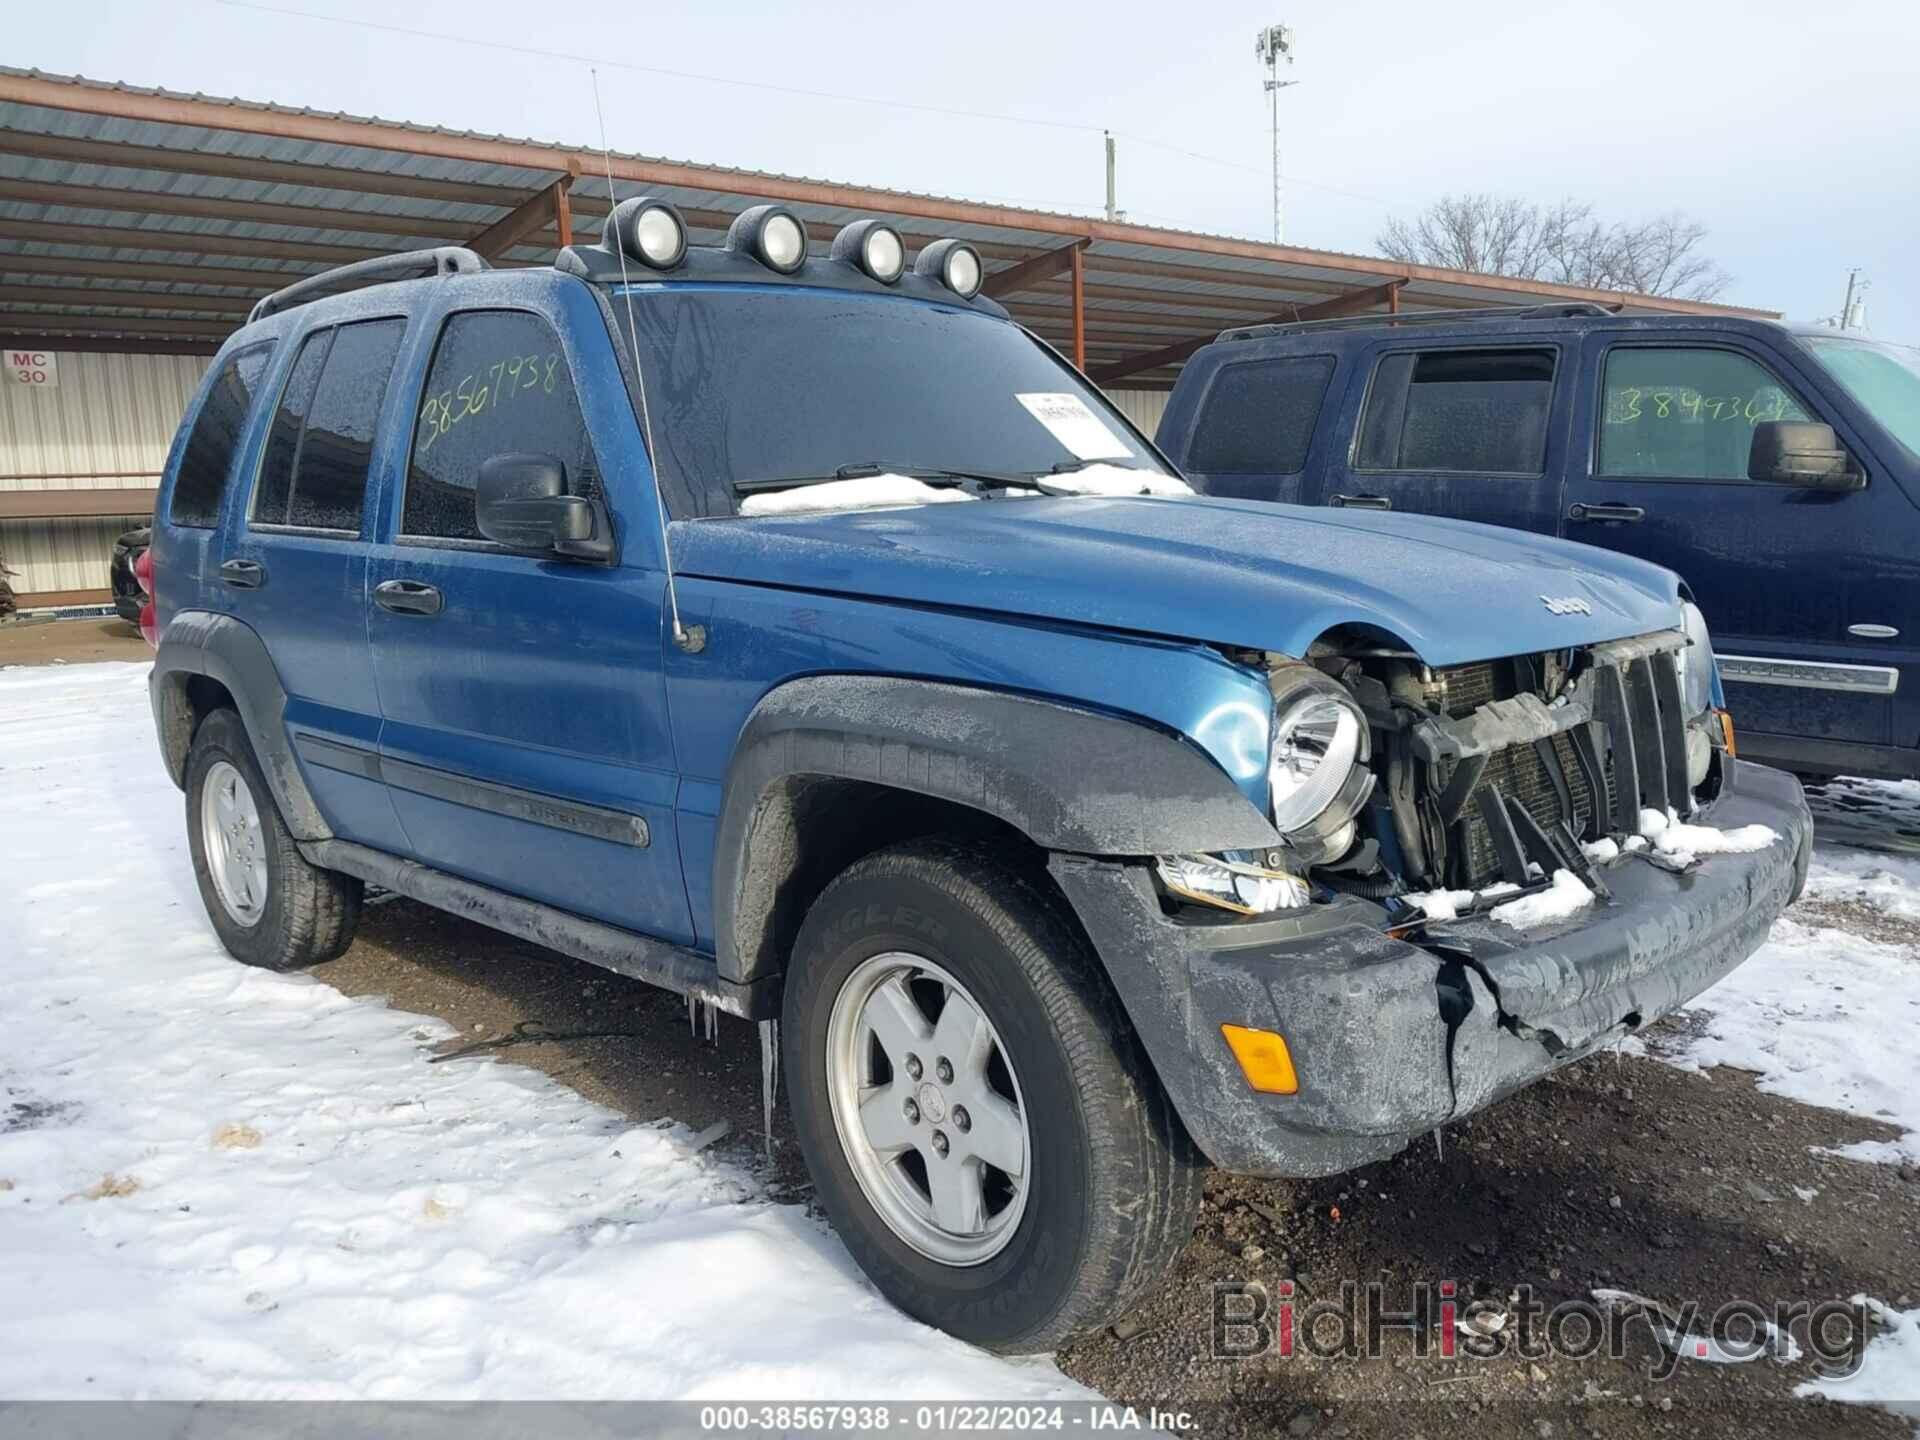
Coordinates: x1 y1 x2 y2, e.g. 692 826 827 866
783 840 1202 1352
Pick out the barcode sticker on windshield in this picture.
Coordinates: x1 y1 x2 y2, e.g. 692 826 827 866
1016 392 1135 462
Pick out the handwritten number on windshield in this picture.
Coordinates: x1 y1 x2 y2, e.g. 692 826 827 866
418 351 560 455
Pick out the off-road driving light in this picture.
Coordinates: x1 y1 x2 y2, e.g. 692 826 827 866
1220 1024 1299 1095
914 238 984 299
831 219 906 283
1267 666 1374 863
728 204 808 274
604 197 688 270
1155 854 1309 916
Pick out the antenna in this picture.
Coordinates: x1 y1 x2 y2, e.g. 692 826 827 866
1253 23 1298 244
590 68 703 654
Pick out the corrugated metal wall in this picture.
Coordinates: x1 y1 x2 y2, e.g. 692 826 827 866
1 351 208 598
0 360 1172 604
1103 388 1169 440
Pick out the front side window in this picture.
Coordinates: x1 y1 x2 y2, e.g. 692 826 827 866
1598 346 1811 480
169 343 272 528
404 311 600 541
1356 348 1557 475
614 287 1169 517
1185 356 1335 476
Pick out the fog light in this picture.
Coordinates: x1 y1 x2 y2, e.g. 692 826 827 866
914 238 984 299
831 218 906 283
603 197 687 269
1221 1024 1299 1095
728 204 808 274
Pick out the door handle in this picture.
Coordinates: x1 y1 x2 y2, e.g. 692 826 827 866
219 559 265 589
1329 493 1393 511
1567 502 1646 524
373 579 444 616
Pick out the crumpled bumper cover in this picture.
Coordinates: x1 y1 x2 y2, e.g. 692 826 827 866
1049 758 1811 1178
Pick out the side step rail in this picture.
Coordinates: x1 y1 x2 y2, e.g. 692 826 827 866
300 838 777 1019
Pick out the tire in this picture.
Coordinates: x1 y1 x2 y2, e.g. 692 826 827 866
783 839 1202 1352
184 708 362 970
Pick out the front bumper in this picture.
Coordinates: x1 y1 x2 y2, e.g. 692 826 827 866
1049 758 1811 1178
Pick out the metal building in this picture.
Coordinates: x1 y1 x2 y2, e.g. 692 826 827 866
0 69 1776 608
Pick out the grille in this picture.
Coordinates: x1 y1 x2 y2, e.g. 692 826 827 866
1455 734 1597 888
1432 660 1501 717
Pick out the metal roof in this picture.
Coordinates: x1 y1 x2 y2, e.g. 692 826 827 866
0 67 1778 385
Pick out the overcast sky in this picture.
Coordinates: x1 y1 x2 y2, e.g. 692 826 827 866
15 0 1919 342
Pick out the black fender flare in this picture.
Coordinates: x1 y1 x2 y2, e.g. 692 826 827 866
713 675 1280 984
148 609 332 842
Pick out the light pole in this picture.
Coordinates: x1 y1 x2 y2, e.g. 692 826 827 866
1254 23 1298 244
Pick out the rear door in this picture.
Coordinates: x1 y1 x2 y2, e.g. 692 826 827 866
1308 342 1568 533
222 315 411 853
1564 334 1905 751
365 285 691 944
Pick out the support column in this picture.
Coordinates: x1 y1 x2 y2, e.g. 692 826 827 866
1070 243 1087 371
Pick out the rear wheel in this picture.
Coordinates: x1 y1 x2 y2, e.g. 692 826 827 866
783 840 1202 1352
185 708 362 970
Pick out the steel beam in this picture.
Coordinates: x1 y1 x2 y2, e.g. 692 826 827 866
0 312 234 339
980 239 1088 299
1069 242 1086 371
1088 282 1403 384
467 178 575 260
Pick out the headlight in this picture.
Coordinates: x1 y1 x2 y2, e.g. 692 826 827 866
604 197 687 269
1677 601 1715 716
728 204 808 274
1156 853 1309 916
914 238 984 299
1266 666 1375 863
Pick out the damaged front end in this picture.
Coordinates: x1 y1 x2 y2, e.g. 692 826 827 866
1051 623 1813 1179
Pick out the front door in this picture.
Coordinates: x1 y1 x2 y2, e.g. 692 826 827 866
1563 335 1909 754
365 292 691 944
1306 342 1568 534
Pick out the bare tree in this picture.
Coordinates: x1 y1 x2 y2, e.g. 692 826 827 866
1377 194 1732 302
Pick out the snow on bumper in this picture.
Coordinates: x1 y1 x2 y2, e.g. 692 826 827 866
1048 759 1812 1179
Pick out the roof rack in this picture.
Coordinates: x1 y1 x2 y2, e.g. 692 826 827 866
1221 301 1618 344
248 247 489 324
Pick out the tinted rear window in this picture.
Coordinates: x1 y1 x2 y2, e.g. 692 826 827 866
252 319 405 533
1185 356 1335 474
169 344 272 528
1356 348 1556 474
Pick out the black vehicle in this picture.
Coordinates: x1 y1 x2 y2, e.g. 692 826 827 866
109 525 150 624
1158 304 1920 784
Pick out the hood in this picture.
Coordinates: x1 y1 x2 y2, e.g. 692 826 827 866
669 495 1684 667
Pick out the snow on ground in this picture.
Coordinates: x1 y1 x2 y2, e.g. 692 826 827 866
1794 1299 1920 1424
1648 840 1920 1169
0 662 1094 1401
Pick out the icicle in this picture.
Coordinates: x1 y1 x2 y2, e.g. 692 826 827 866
1433 1127 1444 1160
687 994 698 1040
705 1002 718 1044
758 1018 781 1162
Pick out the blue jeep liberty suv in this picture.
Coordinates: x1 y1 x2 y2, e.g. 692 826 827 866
145 199 1812 1351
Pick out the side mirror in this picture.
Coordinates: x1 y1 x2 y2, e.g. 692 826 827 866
1747 421 1864 491
475 453 613 562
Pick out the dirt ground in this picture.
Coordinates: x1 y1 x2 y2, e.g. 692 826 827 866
0 614 146 667
10 616 1919 1434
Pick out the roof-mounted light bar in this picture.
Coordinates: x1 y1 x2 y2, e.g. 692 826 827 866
831 219 906 284
914 238 983 299
728 204 808 274
604 196 688 270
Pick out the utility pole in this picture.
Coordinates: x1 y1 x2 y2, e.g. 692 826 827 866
1104 131 1122 222
1839 268 1869 330
1254 24 1298 244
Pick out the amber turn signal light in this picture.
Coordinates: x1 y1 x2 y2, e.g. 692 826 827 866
1717 708 1737 758
1221 1024 1299 1095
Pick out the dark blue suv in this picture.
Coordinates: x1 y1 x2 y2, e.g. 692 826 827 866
145 203 1810 1351
1158 306 1920 785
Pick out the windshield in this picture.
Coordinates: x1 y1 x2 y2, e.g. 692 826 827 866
612 284 1170 517
1801 335 1920 461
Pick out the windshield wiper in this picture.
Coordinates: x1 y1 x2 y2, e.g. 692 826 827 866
733 463 1049 496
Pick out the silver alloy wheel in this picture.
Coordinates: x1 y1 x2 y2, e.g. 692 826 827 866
825 952 1031 1265
201 759 269 927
